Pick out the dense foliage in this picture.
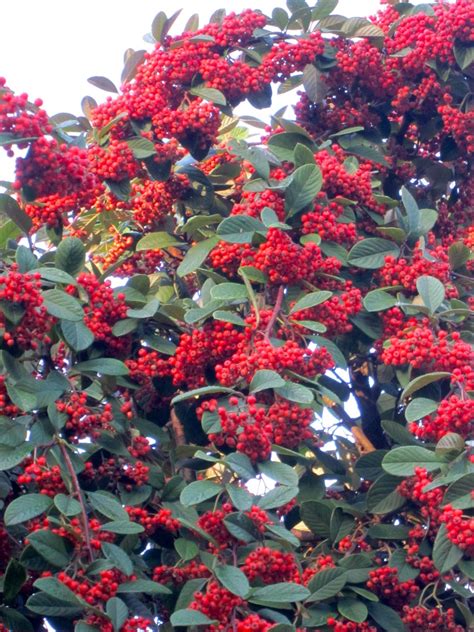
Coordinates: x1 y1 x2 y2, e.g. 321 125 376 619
0 0 472 630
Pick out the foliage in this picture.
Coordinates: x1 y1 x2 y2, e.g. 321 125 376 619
0 1 472 631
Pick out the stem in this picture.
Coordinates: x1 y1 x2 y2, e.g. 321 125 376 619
264 285 285 339
59 441 94 561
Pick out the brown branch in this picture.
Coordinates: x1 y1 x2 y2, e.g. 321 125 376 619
264 285 285 339
351 426 376 453
59 441 94 561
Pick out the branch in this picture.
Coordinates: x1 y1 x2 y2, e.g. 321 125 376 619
170 408 195 482
264 285 285 339
59 441 94 561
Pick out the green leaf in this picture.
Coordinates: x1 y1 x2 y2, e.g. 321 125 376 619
213 311 248 327
72 358 129 376
170 609 215 627
390 549 420 582
126 298 159 319
178 237 219 276
54 494 82 517
87 76 118 93
433 523 463 572
126 136 156 159
180 480 221 506
367 602 405 632
190 86 227 106
368 524 411 540
312 0 338 20
453 42 474 70
301 500 333 537
448 242 470 270
268 132 316 162
34 577 83 604
106 597 128 632
215 565 250 598
401 372 451 400
4 494 53 526
249 369 286 393
102 543 134 575
16 245 37 272
55 238 85 276
285 164 323 215
258 485 298 510
0 442 33 471
294 142 316 167
210 283 248 301
366 474 406 514
416 275 445 313
348 238 400 269
0 194 32 233
61 320 94 351
250 582 310 604
3 559 27 602
382 446 445 476
27 530 72 567
363 289 397 312
307 568 347 602
0 607 34 632
172 385 236 404
88 491 128 521
405 398 438 422
136 231 181 250
100 521 145 534
42 289 83 321
258 461 298 487
26 593 83 617
443 474 474 510
174 538 199 562
337 597 368 623
274 381 314 404
290 290 332 314
116 579 171 595
216 215 265 244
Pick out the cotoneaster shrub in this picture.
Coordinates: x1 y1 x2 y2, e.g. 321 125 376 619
0 1 472 631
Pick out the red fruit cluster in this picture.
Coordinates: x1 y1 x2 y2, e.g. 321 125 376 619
56 393 113 442
84 615 151 632
440 505 474 557
398 467 444 539
327 618 377 632
126 506 180 534
171 321 245 389
153 560 210 586
301 199 357 245
72 273 129 355
366 567 419 611
58 568 131 604
236 615 273 632
301 554 336 585
0 266 53 350
242 546 299 584
402 606 465 632
17 457 66 496
410 394 474 441
190 580 245 629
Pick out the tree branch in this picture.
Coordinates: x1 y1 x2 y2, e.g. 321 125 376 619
265 285 285 339
59 441 94 561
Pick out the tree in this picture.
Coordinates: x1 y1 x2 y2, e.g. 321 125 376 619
0 0 472 630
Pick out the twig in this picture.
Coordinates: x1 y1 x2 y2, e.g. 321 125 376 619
264 285 285 339
59 441 94 561
169 408 194 482
351 426 376 453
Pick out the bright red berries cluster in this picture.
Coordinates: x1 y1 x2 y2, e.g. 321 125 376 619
402 606 465 632
366 567 419 611
190 581 245 629
410 394 474 441
0 266 53 350
56 392 113 441
242 546 299 584
440 505 474 557
18 457 66 496
153 560 210 586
